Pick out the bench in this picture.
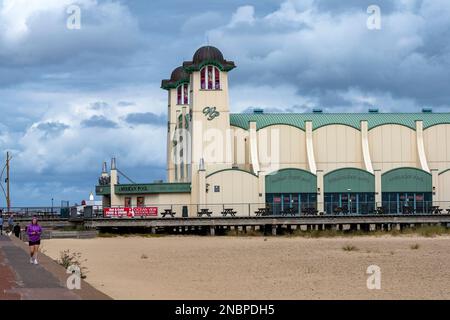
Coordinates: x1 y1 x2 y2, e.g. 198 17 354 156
429 206 443 214
255 208 269 217
161 209 176 218
301 207 318 216
221 208 236 217
197 209 212 217
281 207 296 216
402 206 415 214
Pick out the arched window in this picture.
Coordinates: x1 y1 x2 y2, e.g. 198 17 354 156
177 83 189 105
200 66 220 90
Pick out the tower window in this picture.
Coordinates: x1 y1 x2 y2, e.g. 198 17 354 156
177 83 189 105
201 66 220 90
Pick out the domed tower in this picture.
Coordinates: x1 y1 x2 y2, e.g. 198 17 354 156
182 45 236 205
162 66 191 182
161 46 236 209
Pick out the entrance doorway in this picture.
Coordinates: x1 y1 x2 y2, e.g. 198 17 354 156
324 193 375 215
382 192 432 214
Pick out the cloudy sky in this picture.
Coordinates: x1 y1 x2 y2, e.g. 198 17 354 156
0 0 449 206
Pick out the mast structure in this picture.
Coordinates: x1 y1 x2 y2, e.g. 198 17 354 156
6 151 11 212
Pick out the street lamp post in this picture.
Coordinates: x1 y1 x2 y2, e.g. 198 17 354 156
1 152 12 213
51 198 54 215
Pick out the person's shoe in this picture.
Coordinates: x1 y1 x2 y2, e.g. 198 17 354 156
30 258 34 264
33 258 38 265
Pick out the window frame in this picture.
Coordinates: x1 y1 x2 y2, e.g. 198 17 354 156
200 65 220 90
176 83 190 105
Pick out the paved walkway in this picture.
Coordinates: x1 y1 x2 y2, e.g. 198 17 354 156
0 235 110 300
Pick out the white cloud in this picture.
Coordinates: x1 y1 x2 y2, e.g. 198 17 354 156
0 0 141 65
228 6 255 28
209 0 450 109
2 0 450 205
2 83 167 177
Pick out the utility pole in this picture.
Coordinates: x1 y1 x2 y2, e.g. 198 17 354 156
6 151 10 213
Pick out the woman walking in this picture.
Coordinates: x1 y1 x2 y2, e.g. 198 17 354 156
27 216 42 265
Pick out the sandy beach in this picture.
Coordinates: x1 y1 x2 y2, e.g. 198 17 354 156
43 235 450 300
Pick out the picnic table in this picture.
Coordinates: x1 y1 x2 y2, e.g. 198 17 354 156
301 207 318 216
255 208 269 217
281 207 296 216
430 206 443 214
161 209 176 218
197 208 212 217
402 206 415 214
333 207 343 215
221 208 236 217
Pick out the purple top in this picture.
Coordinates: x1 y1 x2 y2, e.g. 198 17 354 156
27 224 42 242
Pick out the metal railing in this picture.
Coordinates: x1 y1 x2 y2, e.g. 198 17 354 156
2 201 450 221
0 207 65 219
100 201 450 218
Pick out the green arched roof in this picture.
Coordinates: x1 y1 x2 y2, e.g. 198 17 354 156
381 167 431 193
265 168 317 194
324 167 375 193
229 113 450 131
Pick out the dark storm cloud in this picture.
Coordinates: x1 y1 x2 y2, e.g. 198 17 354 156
3 0 450 205
118 101 136 107
81 115 118 128
90 101 110 110
125 112 166 126
212 0 450 109
36 122 70 137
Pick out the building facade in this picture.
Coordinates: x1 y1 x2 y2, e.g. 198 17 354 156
96 46 450 217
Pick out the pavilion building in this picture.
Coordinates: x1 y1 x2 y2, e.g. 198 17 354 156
96 46 450 216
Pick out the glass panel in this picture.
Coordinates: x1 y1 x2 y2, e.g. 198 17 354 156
177 85 182 104
201 68 206 89
137 197 145 207
208 66 213 89
183 84 189 104
215 67 220 89
273 195 281 215
291 194 299 214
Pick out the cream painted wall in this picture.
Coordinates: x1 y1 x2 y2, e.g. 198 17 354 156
230 126 251 171
368 124 418 172
190 70 233 177
113 193 192 217
313 125 363 172
424 124 450 171
438 171 450 203
257 125 308 172
206 170 262 216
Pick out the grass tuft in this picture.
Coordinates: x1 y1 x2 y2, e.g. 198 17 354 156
342 245 359 252
57 249 88 279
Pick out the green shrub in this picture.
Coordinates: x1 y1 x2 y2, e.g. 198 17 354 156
342 245 359 252
57 250 88 279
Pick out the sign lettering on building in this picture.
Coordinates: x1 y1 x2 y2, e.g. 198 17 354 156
104 207 158 218
203 106 220 120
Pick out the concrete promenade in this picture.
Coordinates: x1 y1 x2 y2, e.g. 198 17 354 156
0 234 110 300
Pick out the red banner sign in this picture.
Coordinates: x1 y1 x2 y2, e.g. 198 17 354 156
104 207 158 218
